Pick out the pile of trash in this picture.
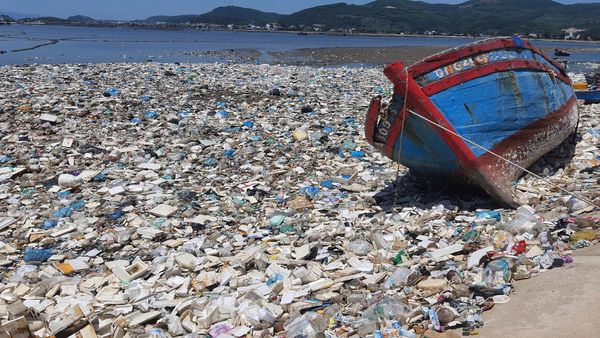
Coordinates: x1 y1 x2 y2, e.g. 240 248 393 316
0 62 598 338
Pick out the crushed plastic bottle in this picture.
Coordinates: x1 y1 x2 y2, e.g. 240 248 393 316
103 87 119 97
285 312 327 338
144 111 159 119
108 210 126 220
53 206 74 218
351 150 365 158
347 239 373 256
42 219 58 230
300 186 320 199
23 248 52 262
223 149 235 158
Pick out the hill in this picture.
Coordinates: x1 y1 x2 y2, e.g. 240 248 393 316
145 6 284 26
122 1 600 40
0 11 41 19
67 15 96 23
280 0 600 39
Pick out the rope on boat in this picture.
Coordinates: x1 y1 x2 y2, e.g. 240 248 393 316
391 68 411 209
402 108 600 209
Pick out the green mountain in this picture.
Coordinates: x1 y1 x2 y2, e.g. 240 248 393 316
143 1 600 39
146 6 284 26
0 14 14 23
67 15 96 23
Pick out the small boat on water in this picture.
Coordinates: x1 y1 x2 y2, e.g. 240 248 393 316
554 48 571 57
365 36 579 206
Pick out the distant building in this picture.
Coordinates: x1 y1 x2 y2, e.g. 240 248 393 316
562 27 585 40
266 23 281 31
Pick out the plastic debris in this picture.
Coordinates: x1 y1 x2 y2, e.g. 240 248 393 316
0 62 597 337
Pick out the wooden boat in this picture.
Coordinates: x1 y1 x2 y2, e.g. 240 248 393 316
365 36 579 206
554 48 571 57
575 89 600 104
576 73 600 104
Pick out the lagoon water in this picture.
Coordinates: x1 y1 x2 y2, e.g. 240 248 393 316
1 24 600 68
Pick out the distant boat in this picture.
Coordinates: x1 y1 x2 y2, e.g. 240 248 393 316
297 32 308 36
365 36 579 206
575 89 600 104
554 48 570 57
575 73 600 104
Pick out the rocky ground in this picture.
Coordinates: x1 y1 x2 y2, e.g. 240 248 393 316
0 62 598 337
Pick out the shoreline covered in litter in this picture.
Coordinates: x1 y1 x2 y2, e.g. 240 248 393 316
0 62 599 337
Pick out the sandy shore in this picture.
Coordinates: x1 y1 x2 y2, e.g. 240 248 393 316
268 46 450 66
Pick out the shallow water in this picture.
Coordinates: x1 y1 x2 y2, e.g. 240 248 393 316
0 25 599 72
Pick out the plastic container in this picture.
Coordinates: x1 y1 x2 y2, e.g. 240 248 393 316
502 206 544 235
483 258 511 286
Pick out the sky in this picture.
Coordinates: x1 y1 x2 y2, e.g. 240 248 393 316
1 0 598 20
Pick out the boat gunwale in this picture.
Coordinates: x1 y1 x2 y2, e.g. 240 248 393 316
419 59 572 96
407 36 566 79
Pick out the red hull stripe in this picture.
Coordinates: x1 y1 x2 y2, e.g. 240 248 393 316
383 106 408 156
384 62 478 165
478 95 578 165
409 38 565 78
422 59 571 96
365 96 381 145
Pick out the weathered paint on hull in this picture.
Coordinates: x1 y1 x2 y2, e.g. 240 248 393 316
365 36 579 206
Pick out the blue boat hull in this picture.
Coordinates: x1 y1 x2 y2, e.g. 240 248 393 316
365 36 579 205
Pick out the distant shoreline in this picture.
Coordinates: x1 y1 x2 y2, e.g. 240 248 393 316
3 23 600 44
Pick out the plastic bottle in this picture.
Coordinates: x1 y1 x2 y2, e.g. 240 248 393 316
391 320 417 338
384 267 412 289
284 312 327 338
363 298 412 322
146 328 167 338
347 239 373 256
428 308 441 331
392 250 405 265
